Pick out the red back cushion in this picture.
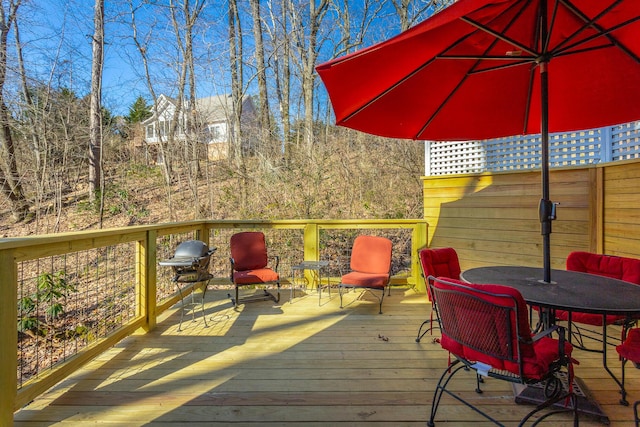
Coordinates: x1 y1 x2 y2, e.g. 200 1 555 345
432 278 535 362
419 247 461 279
567 251 640 284
350 235 393 274
230 232 268 271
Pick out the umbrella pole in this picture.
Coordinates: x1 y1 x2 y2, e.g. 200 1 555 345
540 61 552 284
538 0 553 284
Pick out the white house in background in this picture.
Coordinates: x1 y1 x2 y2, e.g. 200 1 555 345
142 93 257 161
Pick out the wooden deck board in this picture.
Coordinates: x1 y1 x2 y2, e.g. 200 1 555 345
14 288 640 426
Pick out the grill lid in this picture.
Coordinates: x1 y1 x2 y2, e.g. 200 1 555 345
174 240 210 258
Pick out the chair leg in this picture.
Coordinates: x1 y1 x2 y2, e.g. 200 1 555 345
428 360 465 427
176 282 185 332
200 279 210 328
234 283 280 307
416 311 436 342
415 320 430 342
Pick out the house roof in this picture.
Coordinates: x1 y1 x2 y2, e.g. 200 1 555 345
142 94 255 126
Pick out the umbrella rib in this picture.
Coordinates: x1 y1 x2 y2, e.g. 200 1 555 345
461 16 539 58
415 1 540 139
557 16 640 64
554 0 622 53
344 3 529 130
339 56 438 125
554 0 640 64
416 76 470 140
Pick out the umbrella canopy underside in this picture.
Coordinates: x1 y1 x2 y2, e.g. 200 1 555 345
316 0 640 141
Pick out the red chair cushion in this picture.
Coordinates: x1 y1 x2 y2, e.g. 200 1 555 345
567 251 640 283
419 247 461 279
349 235 392 274
434 278 572 380
233 268 279 285
230 232 269 271
341 271 389 288
617 328 640 363
556 251 640 325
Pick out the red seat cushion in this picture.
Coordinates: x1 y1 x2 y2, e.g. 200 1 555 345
617 328 640 363
341 271 389 288
233 268 279 285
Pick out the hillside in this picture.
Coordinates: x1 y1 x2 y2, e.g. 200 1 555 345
1 136 425 238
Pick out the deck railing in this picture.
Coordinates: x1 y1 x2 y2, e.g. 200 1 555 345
0 218 428 424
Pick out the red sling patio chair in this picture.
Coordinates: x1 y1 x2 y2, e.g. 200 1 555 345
557 251 640 332
338 235 392 314
617 329 640 426
557 251 640 404
415 247 460 342
427 276 578 427
229 231 281 307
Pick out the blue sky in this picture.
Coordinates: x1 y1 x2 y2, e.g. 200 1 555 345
14 1 439 117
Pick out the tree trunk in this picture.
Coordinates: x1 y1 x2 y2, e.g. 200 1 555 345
300 0 328 154
250 0 271 148
228 0 243 166
265 0 291 160
89 0 104 204
0 0 29 222
129 0 173 189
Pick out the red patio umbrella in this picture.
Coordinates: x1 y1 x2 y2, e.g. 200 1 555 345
316 0 640 283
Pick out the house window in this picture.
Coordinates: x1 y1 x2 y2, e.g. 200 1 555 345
146 124 155 138
207 125 222 141
160 121 169 137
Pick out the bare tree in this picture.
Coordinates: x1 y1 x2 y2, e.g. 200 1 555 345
169 0 205 215
250 0 271 145
89 0 104 208
329 0 385 57
129 1 173 186
0 0 29 222
228 0 244 165
291 0 329 154
390 0 450 31
265 0 292 159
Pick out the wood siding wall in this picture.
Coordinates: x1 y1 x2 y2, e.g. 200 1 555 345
423 159 640 272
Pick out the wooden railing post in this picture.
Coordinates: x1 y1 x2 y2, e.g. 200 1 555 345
412 222 428 293
303 223 320 261
0 248 17 419
303 223 320 286
136 230 157 332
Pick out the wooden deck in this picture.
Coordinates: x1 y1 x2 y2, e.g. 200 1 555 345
14 287 640 426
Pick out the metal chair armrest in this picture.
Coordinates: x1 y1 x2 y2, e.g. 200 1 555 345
531 324 560 342
230 257 236 281
270 255 280 273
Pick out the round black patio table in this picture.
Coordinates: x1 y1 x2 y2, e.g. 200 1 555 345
461 265 640 316
460 265 640 422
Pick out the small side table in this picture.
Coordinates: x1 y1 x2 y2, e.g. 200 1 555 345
291 260 330 305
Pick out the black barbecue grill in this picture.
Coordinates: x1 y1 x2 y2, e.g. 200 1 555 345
159 240 216 331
